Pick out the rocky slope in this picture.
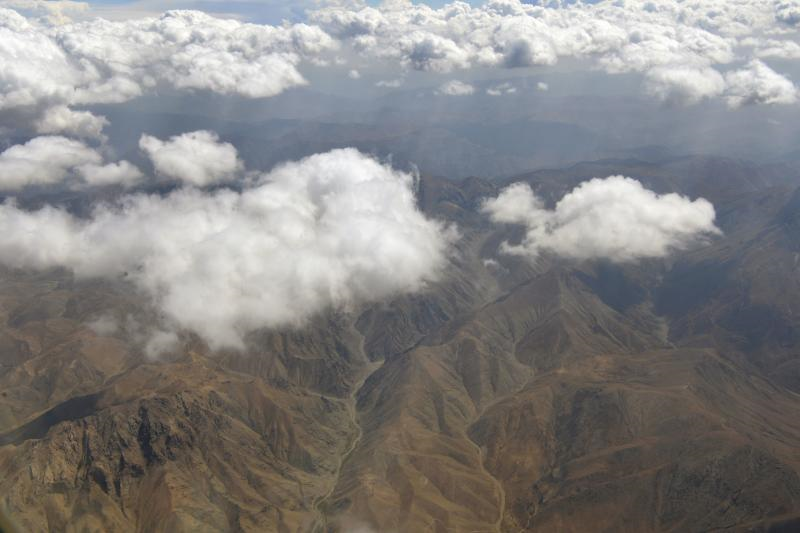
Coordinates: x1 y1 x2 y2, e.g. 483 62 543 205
2 156 800 532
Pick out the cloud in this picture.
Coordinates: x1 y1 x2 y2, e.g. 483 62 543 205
87 313 179 359
0 135 141 190
644 66 726 105
0 148 455 349
776 1 800 26
0 135 100 189
536 82 548 91
309 0 799 106
144 329 180 359
486 82 516 96
375 78 403 88
752 38 800 60
60 10 335 99
309 5 385 40
348 69 361 79
436 80 475 96
33 105 108 139
724 59 798 107
2 1 797 117
395 31 471 72
139 130 243 187
78 161 143 188
0 0 87 24
644 60 798 107
0 7 337 133
87 314 118 336
483 176 719 263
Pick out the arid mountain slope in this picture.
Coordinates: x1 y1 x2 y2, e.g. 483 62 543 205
2 156 800 532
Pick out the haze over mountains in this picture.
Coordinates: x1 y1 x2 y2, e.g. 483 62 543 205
1 1 800 532
88 88 800 181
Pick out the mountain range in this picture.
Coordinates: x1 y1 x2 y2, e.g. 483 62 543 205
2 155 800 532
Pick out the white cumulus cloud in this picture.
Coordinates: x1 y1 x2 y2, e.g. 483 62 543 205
776 1 800 26
0 148 455 350
436 80 475 96
724 59 799 107
78 160 143 188
483 176 719 263
0 135 142 189
139 130 243 187
0 135 100 189
33 105 108 140
644 65 726 105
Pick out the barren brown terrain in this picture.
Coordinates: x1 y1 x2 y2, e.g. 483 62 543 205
2 156 800 532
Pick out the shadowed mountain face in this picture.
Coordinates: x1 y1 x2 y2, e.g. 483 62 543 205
2 155 800 532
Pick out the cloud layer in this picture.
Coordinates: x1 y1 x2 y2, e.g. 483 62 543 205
311 0 799 106
0 148 453 349
483 176 719 262
0 0 798 120
0 7 336 135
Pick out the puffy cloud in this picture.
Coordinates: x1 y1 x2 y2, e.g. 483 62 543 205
776 1 800 26
312 0 737 72
0 135 141 189
78 161 143 188
2 1 796 115
139 130 242 187
644 66 726 105
536 82 548 91
309 0 799 106
483 176 719 262
0 148 455 349
309 5 386 40
395 31 471 72
33 105 108 139
725 59 798 107
57 11 335 99
0 7 337 132
643 58 798 107
436 80 475 96
0 135 99 189
0 9 81 111
348 69 361 79
752 38 800 60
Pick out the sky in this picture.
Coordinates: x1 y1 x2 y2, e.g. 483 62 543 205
82 0 455 20
82 0 466 24
84 0 313 23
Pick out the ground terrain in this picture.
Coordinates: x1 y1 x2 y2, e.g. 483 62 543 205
2 156 800 532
